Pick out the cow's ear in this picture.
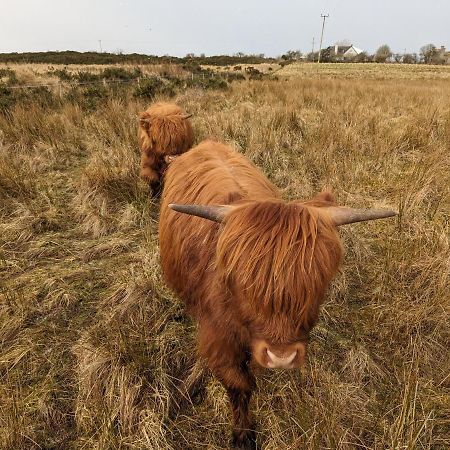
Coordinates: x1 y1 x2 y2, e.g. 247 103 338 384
138 113 151 131
297 191 337 209
312 191 336 205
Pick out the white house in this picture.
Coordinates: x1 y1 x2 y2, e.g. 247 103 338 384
322 44 364 61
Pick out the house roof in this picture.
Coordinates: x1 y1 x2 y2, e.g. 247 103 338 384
347 46 363 54
325 45 351 55
322 44 363 59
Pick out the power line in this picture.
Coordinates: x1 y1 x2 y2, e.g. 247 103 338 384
317 13 329 63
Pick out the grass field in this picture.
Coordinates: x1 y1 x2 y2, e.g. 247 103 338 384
278 62 450 80
0 63 449 449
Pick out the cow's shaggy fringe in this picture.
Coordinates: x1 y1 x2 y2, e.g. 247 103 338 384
217 200 342 338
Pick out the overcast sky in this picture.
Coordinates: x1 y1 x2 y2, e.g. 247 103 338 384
0 0 448 56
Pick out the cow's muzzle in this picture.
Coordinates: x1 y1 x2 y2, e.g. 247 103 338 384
251 339 307 370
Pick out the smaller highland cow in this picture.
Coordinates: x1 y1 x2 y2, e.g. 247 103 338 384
138 102 194 196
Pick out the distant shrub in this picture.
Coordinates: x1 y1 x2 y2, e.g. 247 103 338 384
0 68 18 85
181 62 202 74
245 66 264 80
108 82 134 98
101 67 142 80
234 65 242 71
0 68 13 77
71 68 142 84
222 72 246 82
0 85 58 113
133 76 175 99
187 76 228 90
49 68 73 81
75 71 101 83
66 85 108 110
25 86 57 108
0 85 15 112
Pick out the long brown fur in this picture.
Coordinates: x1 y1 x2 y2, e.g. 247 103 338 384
159 140 342 449
138 102 194 195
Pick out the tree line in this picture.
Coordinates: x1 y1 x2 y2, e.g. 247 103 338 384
0 45 447 66
281 44 448 64
0 51 275 66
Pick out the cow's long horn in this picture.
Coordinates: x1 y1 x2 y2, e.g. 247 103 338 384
168 204 233 222
180 113 193 119
321 206 397 226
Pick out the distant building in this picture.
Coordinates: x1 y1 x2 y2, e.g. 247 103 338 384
438 46 450 64
322 44 363 61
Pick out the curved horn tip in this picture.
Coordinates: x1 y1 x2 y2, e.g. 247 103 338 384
168 203 194 216
168 203 186 213
325 206 399 226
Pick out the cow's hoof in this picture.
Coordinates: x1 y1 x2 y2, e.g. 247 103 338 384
231 428 257 450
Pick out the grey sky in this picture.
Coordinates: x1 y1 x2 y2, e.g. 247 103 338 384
0 0 448 56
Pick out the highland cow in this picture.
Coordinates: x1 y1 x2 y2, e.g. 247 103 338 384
159 140 396 449
138 102 193 196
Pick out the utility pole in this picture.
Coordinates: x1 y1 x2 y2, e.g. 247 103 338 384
317 14 329 63
311 37 315 55
98 40 103 53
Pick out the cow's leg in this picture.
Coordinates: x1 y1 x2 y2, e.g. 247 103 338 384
140 151 162 197
226 384 256 449
198 322 257 449
210 363 256 449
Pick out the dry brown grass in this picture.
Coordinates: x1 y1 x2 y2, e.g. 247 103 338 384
0 64 449 449
279 62 450 80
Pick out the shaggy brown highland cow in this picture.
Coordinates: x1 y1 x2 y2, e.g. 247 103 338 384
159 140 396 449
138 102 193 196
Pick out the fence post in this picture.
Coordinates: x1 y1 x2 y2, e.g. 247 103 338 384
137 77 141 88
103 78 107 87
